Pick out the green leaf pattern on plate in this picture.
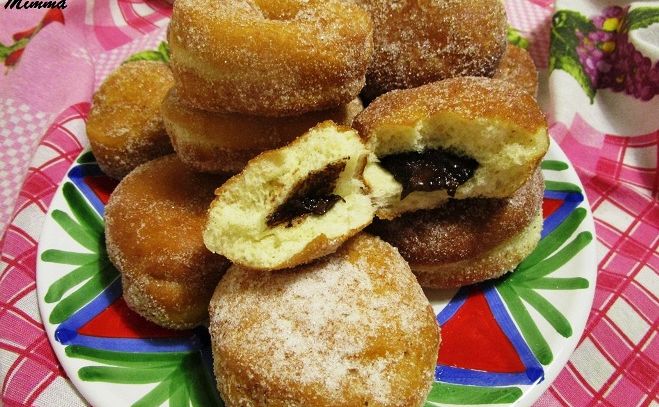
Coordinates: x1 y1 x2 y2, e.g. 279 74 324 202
42 182 119 324
507 26 530 49
66 346 222 407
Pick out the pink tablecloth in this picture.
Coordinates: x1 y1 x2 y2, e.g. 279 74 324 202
0 1 657 406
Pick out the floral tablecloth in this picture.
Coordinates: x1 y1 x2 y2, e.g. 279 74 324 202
0 0 657 406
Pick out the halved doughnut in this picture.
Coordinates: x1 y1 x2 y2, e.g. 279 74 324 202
368 170 544 288
203 121 374 271
353 77 548 219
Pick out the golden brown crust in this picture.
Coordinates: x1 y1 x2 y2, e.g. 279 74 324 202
87 61 175 179
105 155 231 329
494 45 539 98
209 234 440 406
169 0 373 116
356 0 507 101
413 212 543 288
353 77 546 137
162 89 363 173
369 170 543 264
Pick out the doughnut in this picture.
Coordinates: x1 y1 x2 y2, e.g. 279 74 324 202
203 121 375 271
353 77 549 220
168 0 374 116
161 88 363 173
105 155 231 329
494 45 539 98
209 234 440 406
369 170 544 288
87 61 175 179
355 0 507 101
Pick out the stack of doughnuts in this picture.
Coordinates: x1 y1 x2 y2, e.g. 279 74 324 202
203 121 376 271
90 0 552 404
353 77 548 288
164 0 375 173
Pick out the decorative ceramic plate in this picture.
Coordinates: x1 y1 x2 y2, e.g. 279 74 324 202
36 138 597 406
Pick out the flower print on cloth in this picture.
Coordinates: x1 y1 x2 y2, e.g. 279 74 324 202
0 9 65 71
548 1 659 136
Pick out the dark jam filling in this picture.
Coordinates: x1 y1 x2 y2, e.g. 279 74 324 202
266 160 347 228
379 148 478 198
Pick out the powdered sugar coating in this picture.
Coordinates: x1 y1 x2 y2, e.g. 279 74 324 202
355 0 507 101
168 0 374 116
209 234 439 406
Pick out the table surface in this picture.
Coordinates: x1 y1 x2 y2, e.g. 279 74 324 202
0 1 657 406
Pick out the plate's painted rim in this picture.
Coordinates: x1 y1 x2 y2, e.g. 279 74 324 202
35 175 121 407
513 140 598 407
36 187 98 406
36 140 598 407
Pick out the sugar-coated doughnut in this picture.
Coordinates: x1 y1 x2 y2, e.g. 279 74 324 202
162 88 363 173
203 121 375 271
168 0 373 116
494 45 539 98
353 77 549 219
87 61 174 179
369 170 544 288
356 0 507 101
209 234 440 406
105 155 231 329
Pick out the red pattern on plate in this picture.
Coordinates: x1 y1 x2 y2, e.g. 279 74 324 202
438 291 526 373
77 298 190 339
82 176 118 205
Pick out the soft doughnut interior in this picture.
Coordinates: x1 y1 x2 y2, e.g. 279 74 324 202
203 121 374 270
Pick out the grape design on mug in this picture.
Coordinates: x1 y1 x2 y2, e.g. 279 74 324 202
550 5 659 102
